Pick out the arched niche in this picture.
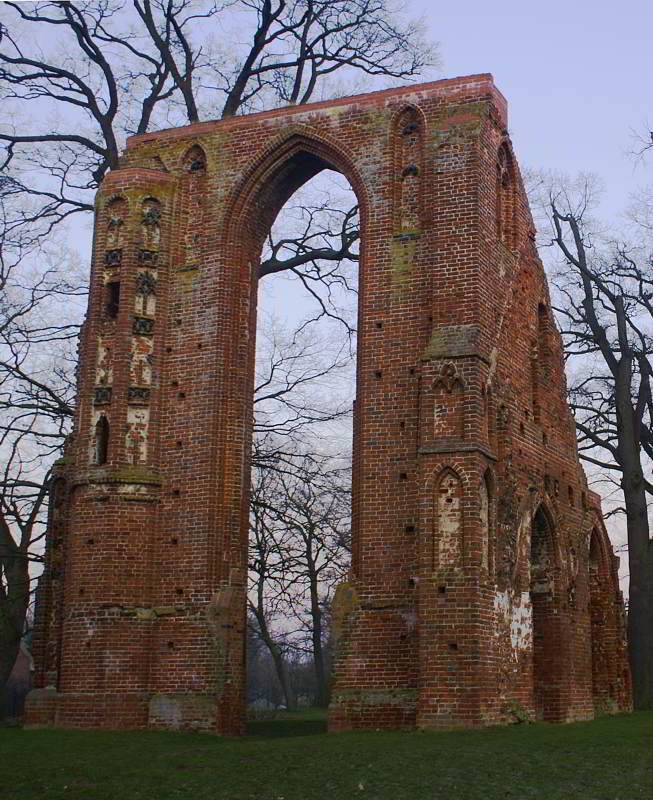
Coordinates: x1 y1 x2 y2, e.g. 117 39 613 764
589 527 617 709
533 302 553 422
432 362 465 439
530 504 562 720
496 142 516 248
182 144 207 175
140 196 162 251
392 105 425 233
434 468 463 570
105 196 128 250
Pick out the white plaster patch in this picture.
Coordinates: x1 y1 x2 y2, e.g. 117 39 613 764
437 472 462 567
125 406 149 464
494 589 533 658
95 336 113 385
130 336 154 385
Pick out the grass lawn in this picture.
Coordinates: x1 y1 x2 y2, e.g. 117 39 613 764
2 709 653 799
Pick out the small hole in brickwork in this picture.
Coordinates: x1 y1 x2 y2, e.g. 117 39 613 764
438 585 446 595
543 432 548 445
178 391 186 399
79 588 85 596
197 343 203 350
374 370 382 379
428 315 433 323
399 472 408 480
375 321 383 329
171 537 178 545
176 440 183 448
167 641 175 650
175 319 182 327
449 642 458 651
400 420 405 429
166 346 173 353
175 588 183 595
86 538 95 545
85 641 91 649
171 380 179 387
409 368 415 375
520 422 525 435
172 488 180 496
405 524 415 533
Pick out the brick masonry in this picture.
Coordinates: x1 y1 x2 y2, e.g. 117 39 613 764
26 74 631 733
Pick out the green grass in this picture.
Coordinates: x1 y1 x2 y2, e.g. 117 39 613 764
2 710 653 799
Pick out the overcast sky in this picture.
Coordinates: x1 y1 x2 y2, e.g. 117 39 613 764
420 0 651 219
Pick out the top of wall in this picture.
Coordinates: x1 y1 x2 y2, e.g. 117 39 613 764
126 73 507 149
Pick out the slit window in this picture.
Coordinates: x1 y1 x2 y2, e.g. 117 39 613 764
105 281 121 319
94 416 110 465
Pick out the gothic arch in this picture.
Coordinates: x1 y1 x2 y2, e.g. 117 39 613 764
203 128 371 598
530 502 563 720
223 128 370 253
588 519 620 709
433 467 464 570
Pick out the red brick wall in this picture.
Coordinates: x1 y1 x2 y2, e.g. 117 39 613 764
26 74 631 733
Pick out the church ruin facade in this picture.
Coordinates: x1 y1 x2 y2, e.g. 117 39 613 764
26 74 631 732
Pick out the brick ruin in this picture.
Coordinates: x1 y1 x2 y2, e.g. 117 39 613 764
26 74 631 732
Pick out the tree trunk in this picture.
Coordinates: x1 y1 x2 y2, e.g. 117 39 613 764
307 558 328 706
0 615 21 691
616 371 653 709
622 471 653 709
0 565 29 692
251 604 297 711
268 640 297 711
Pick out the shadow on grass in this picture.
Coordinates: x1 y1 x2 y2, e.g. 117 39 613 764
246 708 328 738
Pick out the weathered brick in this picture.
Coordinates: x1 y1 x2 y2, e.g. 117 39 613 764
26 74 631 734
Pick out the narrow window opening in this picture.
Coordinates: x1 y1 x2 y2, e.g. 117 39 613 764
94 416 110 465
105 281 121 319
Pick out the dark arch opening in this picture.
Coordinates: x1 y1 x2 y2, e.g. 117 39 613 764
589 528 615 709
530 505 561 720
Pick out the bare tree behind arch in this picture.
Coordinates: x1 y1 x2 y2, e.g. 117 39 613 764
0 0 438 698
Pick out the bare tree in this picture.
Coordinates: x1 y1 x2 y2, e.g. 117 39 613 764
249 444 350 707
0 192 84 689
0 0 435 693
0 0 435 234
248 460 298 710
539 176 653 709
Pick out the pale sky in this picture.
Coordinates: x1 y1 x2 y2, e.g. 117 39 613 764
420 0 652 218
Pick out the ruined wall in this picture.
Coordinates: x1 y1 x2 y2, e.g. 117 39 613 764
26 74 631 733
